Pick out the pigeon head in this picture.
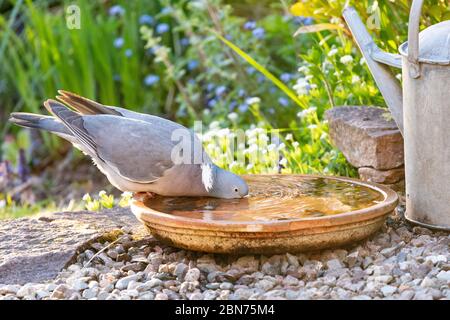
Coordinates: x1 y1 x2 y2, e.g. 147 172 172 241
202 164 249 199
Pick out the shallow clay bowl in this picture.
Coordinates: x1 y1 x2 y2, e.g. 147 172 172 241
131 174 398 254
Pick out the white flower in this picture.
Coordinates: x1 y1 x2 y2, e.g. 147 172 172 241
217 128 230 138
209 121 220 130
267 143 277 152
82 193 91 201
308 124 317 130
293 78 310 96
246 163 254 170
277 143 286 151
228 112 238 121
229 161 238 169
297 66 308 73
360 57 366 65
297 106 317 119
279 158 288 166
203 109 210 115
320 132 328 140
395 73 402 81
328 48 338 57
98 190 107 197
245 97 261 105
340 55 354 65
351 75 361 84
121 191 133 198
292 141 300 148
285 133 293 141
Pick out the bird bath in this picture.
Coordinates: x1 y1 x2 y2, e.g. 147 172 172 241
131 174 398 254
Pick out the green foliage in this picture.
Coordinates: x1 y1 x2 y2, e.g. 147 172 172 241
82 191 133 212
0 0 448 218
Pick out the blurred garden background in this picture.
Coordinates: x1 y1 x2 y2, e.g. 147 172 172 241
0 0 449 219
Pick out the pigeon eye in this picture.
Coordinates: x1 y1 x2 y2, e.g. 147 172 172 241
234 188 238 192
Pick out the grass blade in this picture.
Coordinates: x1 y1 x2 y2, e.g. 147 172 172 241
214 32 307 109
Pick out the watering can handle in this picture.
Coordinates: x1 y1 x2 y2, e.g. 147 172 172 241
408 0 424 78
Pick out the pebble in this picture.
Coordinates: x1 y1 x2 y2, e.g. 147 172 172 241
115 274 140 290
3 213 448 300
380 285 397 297
184 268 201 282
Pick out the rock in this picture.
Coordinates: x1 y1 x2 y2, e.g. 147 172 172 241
282 275 299 286
261 256 282 275
197 255 219 274
82 287 99 299
184 268 201 282
326 259 344 270
188 292 204 300
219 282 233 290
50 284 75 299
255 279 275 291
173 263 188 281
232 256 259 273
380 285 397 297
399 290 415 300
425 255 447 265
436 270 450 282
0 208 143 285
71 278 89 291
358 167 404 184
16 284 37 298
0 284 21 295
155 293 169 300
115 274 140 290
326 106 404 170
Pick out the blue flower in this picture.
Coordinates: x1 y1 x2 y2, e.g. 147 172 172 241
144 74 160 86
215 85 226 97
268 108 275 114
244 20 256 30
269 86 276 93
229 100 237 111
139 14 154 25
125 49 133 57
156 23 170 34
113 74 121 82
278 97 289 106
206 84 215 92
252 27 265 39
109 5 125 17
293 16 314 26
207 99 217 108
238 89 246 97
113 37 124 48
246 67 256 75
180 38 190 46
225 34 232 40
187 79 196 86
160 7 173 15
187 60 199 71
257 74 265 83
280 73 292 83
238 103 249 112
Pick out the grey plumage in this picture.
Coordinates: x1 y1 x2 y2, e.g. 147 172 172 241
9 91 249 199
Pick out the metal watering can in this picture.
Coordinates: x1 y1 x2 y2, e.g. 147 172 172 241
343 0 450 230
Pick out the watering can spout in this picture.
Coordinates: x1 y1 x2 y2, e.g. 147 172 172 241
343 6 404 135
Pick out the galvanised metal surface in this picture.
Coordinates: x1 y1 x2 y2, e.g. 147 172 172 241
344 0 450 230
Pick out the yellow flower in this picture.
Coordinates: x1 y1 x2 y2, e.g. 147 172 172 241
290 2 314 17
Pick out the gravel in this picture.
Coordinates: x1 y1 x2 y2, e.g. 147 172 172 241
1 212 449 300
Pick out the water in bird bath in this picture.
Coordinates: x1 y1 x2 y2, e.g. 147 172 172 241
142 175 384 222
